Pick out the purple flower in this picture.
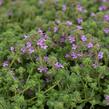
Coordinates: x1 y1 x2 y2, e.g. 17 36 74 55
21 42 34 54
71 52 77 59
38 28 43 33
3 61 9 67
0 0 3 6
28 47 34 54
68 36 75 43
37 38 48 49
43 34 48 40
105 95 109 105
99 5 107 11
81 35 87 42
54 62 64 69
105 95 109 101
90 12 96 17
104 28 109 34
87 42 93 48
65 54 70 58
21 47 26 53
72 44 77 50
41 44 48 49
38 66 48 73
77 4 84 12
44 56 48 62
77 53 82 57
26 42 32 48
38 28 48 40
62 4 67 11
10 47 15 52
38 28 43 36
60 35 66 43
77 25 83 30
98 51 103 59
77 18 83 24
92 64 97 68
104 15 109 21
102 0 109 2
66 21 72 26
54 27 58 33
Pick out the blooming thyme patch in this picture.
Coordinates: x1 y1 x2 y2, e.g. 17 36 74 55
0 0 109 109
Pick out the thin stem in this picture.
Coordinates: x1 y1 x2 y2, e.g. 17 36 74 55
9 52 19 68
27 80 61 102
44 79 61 94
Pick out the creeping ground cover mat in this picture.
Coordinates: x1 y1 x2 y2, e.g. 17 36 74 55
1 0 109 109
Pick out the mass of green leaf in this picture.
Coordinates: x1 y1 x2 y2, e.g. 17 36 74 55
0 0 109 109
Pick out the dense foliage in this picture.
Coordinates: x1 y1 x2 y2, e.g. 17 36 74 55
0 0 109 109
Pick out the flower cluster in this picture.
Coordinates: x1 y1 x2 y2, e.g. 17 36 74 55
2 61 9 67
21 42 35 54
98 51 104 59
105 95 109 105
0 0 109 109
37 29 48 49
104 15 109 21
104 28 109 34
54 62 64 69
37 66 48 73
81 35 87 42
